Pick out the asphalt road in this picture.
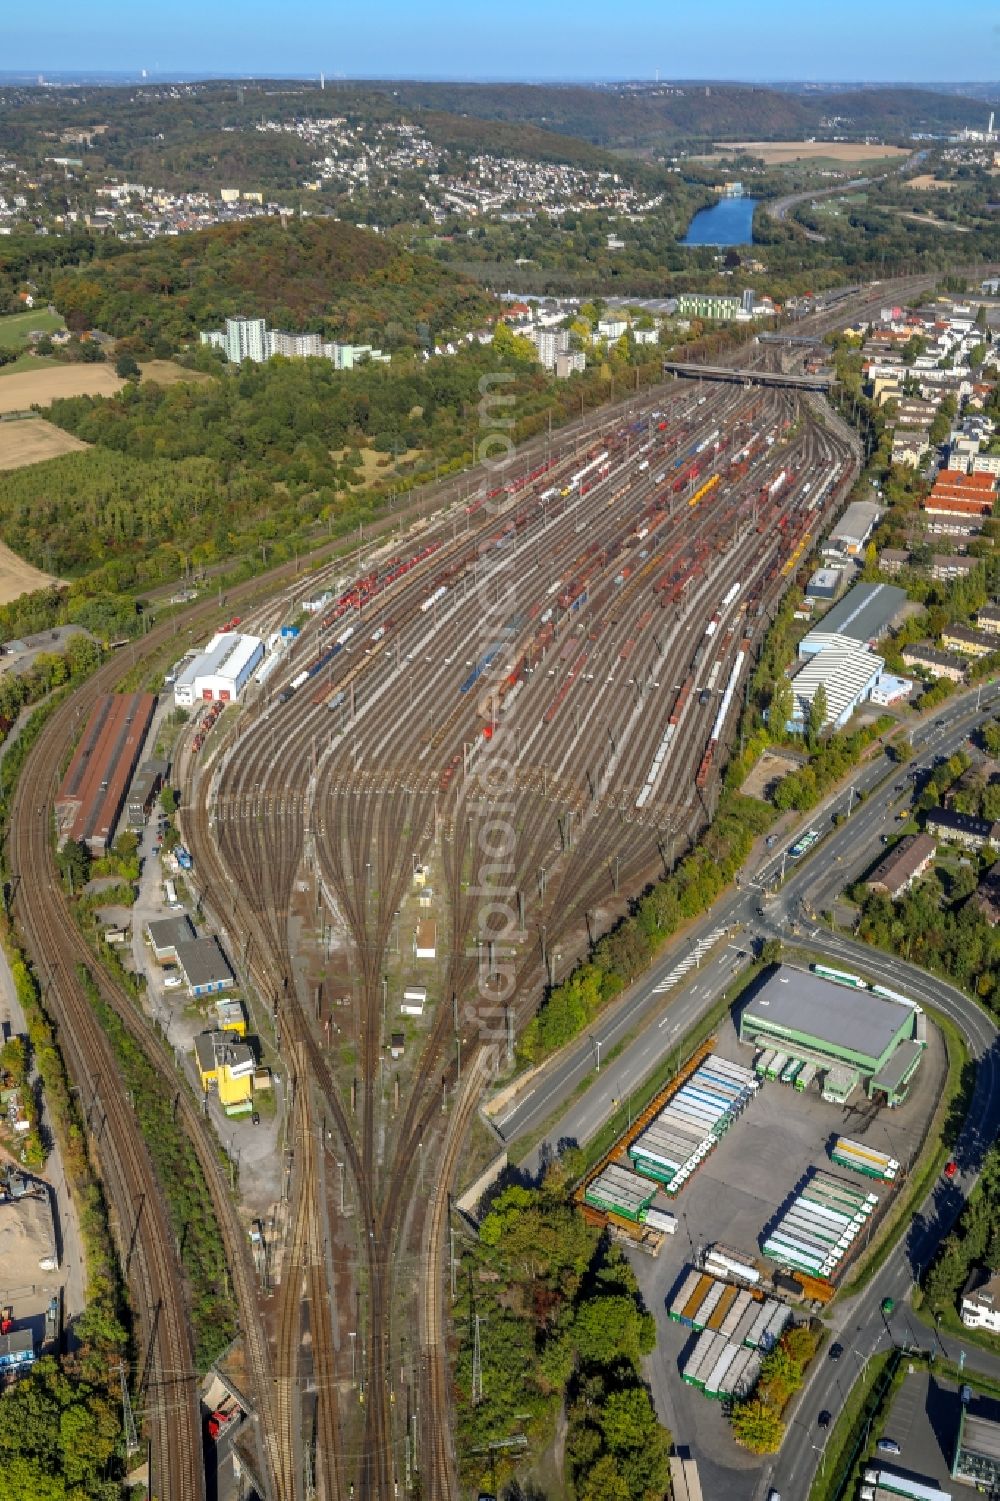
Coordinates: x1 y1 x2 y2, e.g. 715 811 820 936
764 177 870 245
498 681 1000 1496
505 684 1000 1163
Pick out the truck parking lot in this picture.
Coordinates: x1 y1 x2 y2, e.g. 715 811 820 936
624 1010 946 1498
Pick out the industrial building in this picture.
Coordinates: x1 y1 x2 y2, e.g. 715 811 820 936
173 633 264 707
174 936 235 996
414 920 437 959
739 967 922 1104
126 758 168 828
194 1030 255 1112
215 998 247 1037
953 1400 1000 1489
800 582 907 656
864 1470 951 1501
146 915 196 963
869 673 913 707
55 693 156 855
805 566 844 602
866 833 936 900
825 500 882 557
788 637 884 731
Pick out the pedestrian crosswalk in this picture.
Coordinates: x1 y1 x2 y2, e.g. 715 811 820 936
651 927 729 994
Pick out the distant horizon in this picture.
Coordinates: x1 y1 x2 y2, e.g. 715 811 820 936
2 70 999 92
7 0 1000 86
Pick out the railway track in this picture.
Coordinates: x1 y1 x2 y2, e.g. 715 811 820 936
180 371 860 1496
0 324 880 1496
2 544 351 1499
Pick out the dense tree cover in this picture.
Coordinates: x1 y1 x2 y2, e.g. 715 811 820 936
51 217 495 353
0 230 102 317
378 82 990 152
856 875 1000 1007
0 585 140 654
852 734 1000 1006
730 1324 820 1454
15 339 666 599
0 632 100 723
455 1174 669 1499
0 1356 124 1501
0 929 128 1491
922 1144 1000 1316
77 964 237 1370
764 718 893 814
518 792 775 1063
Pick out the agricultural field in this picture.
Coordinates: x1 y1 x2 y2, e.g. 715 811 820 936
139 359 216 386
0 416 89 471
0 363 124 413
0 535 56 603
0 307 66 349
907 174 958 191
702 141 911 166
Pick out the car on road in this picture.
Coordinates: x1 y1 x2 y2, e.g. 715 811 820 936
829 1342 843 1361
876 1438 901 1455
881 1297 895 1315
818 1410 832 1428
944 1160 958 1179
164 974 182 990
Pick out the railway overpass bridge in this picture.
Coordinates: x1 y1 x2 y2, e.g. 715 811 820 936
756 331 827 348
661 360 834 392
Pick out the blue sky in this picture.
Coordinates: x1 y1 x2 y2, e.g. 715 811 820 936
10 0 1000 81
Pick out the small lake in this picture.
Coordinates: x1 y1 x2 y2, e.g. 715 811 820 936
681 197 759 247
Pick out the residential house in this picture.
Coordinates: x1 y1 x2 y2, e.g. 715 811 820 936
926 807 1000 851
961 1268 1000 1332
866 834 936 900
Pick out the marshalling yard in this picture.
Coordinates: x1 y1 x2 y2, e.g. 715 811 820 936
8 286 915 1501
172 363 861 1500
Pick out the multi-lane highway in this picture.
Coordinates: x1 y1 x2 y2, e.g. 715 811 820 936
498 681 1000 1497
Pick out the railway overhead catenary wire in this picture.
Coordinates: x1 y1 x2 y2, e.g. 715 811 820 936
1 529 404 1498
182 370 860 1497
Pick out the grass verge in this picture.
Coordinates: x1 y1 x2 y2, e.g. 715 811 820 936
509 961 765 1173
839 1003 972 1297
808 1348 900 1501
77 961 237 1370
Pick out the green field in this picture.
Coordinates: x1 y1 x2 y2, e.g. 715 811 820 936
0 308 65 349
0 352 54 376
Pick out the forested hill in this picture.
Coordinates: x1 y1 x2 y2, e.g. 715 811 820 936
366 81 996 149
51 218 496 353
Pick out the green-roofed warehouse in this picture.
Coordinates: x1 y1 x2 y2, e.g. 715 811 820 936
739 966 921 1105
